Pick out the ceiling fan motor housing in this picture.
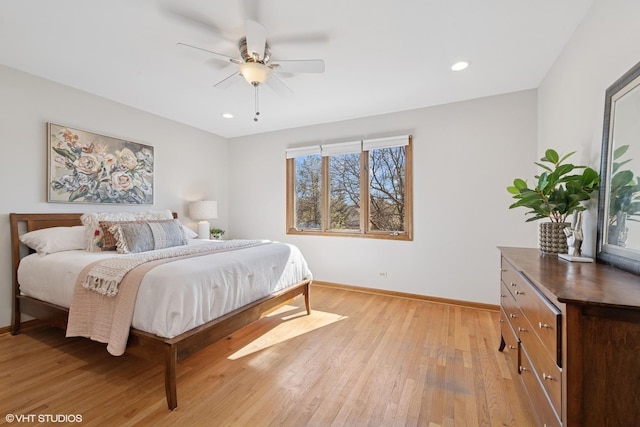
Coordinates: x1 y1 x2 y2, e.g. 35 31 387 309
239 37 271 64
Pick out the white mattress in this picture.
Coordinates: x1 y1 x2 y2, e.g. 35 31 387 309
17 240 312 338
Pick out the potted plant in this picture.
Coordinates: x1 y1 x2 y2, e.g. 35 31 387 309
507 148 599 253
607 144 640 246
210 228 225 240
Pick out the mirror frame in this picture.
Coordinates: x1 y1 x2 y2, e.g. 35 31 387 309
596 60 640 276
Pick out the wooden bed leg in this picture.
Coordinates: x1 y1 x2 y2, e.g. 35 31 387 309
11 302 21 335
304 283 311 315
165 344 178 410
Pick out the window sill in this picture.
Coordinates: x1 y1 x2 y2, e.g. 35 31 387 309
286 229 412 241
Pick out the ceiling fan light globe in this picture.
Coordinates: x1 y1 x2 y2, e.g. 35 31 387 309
239 62 272 85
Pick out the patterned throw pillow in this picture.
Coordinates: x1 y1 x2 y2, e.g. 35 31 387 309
109 219 187 254
81 210 173 251
99 219 180 251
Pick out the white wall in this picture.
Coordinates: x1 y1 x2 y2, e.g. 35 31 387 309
0 65 229 328
538 0 640 256
228 90 539 305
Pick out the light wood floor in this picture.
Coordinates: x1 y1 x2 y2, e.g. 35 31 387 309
0 285 536 426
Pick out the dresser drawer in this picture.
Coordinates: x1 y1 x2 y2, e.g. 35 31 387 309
501 257 561 364
519 347 562 427
520 326 562 419
500 256 522 298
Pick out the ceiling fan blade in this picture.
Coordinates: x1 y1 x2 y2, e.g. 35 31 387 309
213 72 243 89
160 4 234 43
271 59 325 73
265 73 294 97
242 0 260 22
245 19 267 60
177 42 242 65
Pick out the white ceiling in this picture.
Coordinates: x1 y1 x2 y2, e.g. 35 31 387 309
0 0 594 139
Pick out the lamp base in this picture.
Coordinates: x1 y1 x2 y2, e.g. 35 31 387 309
197 221 210 240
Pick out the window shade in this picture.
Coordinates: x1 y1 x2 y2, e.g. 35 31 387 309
285 145 321 159
362 135 410 151
321 140 362 156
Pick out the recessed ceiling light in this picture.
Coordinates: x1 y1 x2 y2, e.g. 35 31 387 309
222 113 234 119
451 61 470 71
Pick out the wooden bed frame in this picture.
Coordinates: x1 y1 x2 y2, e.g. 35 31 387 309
9 212 311 410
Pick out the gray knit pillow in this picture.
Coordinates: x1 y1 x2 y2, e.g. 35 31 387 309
109 219 187 254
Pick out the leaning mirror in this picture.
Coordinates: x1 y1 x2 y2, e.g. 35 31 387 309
596 60 640 275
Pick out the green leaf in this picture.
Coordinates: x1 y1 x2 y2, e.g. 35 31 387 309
506 186 520 195
543 149 559 164
557 151 576 165
581 167 599 187
613 159 632 174
513 178 527 189
613 144 629 160
534 162 553 173
554 163 575 177
537 172 549 192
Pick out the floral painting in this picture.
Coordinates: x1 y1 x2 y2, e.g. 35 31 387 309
48 123 154 204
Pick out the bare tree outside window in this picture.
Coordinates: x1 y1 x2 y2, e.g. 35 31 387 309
369 146 405 232
329 153 360 230
294 154 322 229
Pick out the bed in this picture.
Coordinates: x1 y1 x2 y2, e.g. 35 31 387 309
9 212 312 410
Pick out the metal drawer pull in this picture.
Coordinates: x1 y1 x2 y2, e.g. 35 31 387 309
538 322 551 329
519 366 528 373
508 345 517 350
542 373 554 381
518 327 527 332
515 290 525 295
509 313 517 318
499 319 504 323
510 282 517 287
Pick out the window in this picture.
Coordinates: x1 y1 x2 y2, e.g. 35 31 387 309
286 136 413 240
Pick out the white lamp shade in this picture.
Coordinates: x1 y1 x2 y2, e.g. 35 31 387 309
189 201 218 239
189 201 218 220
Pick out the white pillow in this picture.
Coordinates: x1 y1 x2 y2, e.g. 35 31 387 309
19 226 86 254
81 210 173 252
183 226 198 239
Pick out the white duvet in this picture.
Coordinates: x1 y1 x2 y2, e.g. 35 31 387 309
17 240 312 339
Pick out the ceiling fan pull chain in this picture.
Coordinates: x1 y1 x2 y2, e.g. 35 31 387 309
254 83 260 122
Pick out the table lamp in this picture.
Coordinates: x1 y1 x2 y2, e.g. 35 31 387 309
189 200 218 239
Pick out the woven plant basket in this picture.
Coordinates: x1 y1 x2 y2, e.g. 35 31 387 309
539 222 569 254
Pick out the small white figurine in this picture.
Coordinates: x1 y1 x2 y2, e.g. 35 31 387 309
564 211 584 256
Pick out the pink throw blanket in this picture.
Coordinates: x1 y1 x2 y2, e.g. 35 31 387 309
66 241 268 355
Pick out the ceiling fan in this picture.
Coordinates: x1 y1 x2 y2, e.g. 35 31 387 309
178 19 325 121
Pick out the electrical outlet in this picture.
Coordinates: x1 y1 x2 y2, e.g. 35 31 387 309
378 271 388 278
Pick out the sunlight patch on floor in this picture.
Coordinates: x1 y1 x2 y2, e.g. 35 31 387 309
228 305 348 360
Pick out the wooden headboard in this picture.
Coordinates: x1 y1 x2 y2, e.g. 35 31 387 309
9 213 84 333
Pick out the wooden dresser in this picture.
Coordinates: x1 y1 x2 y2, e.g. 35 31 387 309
498 247 640 427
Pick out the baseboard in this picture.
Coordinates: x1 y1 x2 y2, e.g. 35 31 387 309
312 281 499 312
